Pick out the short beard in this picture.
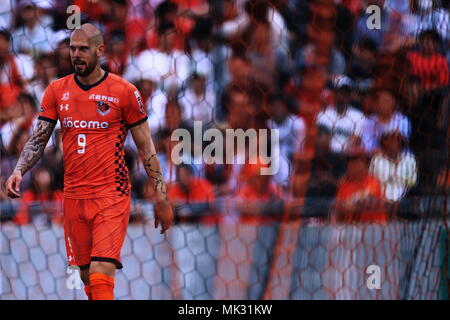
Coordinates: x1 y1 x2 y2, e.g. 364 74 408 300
73 61 97 77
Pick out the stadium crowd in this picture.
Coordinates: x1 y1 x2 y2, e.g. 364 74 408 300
0 0 449 225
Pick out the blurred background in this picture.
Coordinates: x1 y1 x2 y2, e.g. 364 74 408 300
0 0 449 299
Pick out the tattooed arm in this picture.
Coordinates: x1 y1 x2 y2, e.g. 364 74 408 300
6 120 56 198
130 121 173 233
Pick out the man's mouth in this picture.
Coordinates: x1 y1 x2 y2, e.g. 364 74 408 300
73 61 85 66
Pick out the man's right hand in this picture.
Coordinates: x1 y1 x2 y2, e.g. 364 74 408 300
6 170 23 198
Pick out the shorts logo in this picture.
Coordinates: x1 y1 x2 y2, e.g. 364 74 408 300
134 90 145 114
39 106 44 112
97 101 110 116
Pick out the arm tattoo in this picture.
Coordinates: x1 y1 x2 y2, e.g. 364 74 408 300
143 154 167 197
15 120 56 175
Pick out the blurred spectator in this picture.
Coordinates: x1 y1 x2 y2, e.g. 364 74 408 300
0 29 30 114
407 29 449 91
333 148 387 223
369 130 417 202
316 75 367 153
1 93 38 153
302 129 347 218
129 22 190 92
105 30 129 75
348 38 377 92
405 0 450 43
13 166 63 225
54 35 73 78
220 0 288 50
25 53 57 106
168 163 216 222
11 1 56 57
179 73 216 126
146 0 194 51
266 91 306 187
235 160 284 221
362 88 410 153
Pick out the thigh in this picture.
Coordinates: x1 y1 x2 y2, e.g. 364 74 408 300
89 196 131 269
63 198 92 268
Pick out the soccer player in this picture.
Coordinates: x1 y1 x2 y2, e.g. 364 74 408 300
5 23 174 300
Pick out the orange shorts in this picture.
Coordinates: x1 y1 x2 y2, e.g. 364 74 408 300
63 196 130 270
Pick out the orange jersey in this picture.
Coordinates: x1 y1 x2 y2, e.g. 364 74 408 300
38 71 148 199
335 174 387 223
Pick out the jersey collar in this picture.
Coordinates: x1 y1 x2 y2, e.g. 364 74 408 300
74 69 109 91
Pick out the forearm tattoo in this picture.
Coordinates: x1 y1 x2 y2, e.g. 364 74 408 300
15 120 55 175
143 154 167 197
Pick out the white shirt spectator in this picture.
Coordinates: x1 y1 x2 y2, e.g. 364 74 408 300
132 49 190 92
362 112 410 153
12 22 56 57
146 89 168 135
369 151 417 202
316 105 367 153
0 54 34 85
267 115 306 160
179 88 216 124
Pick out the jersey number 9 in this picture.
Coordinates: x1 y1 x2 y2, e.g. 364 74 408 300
77 134 86 154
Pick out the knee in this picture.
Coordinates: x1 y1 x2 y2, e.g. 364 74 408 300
90 261 116 277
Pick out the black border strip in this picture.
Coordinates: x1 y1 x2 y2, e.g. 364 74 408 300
91 256 123 269
74 70 109 91
38 115 57 124
126 116 148 128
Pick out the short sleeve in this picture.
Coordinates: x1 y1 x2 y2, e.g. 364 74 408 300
123 85 148 128
38 84 58 124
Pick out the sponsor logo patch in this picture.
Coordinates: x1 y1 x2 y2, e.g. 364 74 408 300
97 101 110 116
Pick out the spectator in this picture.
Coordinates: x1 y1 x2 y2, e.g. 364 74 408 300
332 148 387 223
11 1 56 57
179 73 216 126
25 53 57 106
235 160 284 222
0 29 30 114
316 75 368 154
130 22 190 92
266 91 306 186
14 166 63 225
146 0 194 51
1 93 38 153
168 163 216 223
362 88 411 153
369 130 417 202
407 29 449 91
348 38 377 92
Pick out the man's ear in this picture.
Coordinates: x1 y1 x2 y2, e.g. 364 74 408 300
97 43 105 57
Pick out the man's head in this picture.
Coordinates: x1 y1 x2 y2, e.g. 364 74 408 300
374 88 396 119
380 131 404 158
332 75 353 113
176 164 195 188
346 149 370 181
70 23 104 76
418 29 440 56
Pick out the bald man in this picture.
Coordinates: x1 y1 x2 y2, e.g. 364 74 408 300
5 23 174 300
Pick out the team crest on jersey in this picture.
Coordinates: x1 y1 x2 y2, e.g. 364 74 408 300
134 90 145 114
61 92 70 101
97 101 110 116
